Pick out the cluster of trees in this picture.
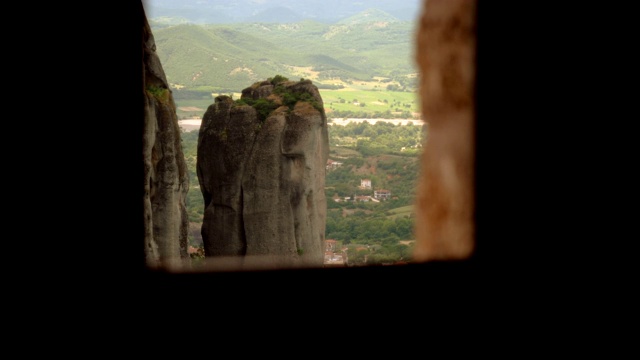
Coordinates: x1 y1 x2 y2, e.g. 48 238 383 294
326 207 414 244
328 109 416 119
325 198 417 266
315 83 345 90
343 242 414 266
329 120 426 155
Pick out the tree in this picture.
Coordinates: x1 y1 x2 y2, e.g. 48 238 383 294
346 246 368 266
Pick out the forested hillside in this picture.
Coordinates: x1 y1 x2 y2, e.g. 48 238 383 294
181 119 425 265
148 9 418 95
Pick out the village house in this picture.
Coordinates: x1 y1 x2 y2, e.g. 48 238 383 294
374 189 391 200
324 239 346 267
360 179 371 189
326 159 343 170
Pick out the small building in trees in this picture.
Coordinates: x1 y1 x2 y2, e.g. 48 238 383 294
324 239 345 267
374 189 391 200
326 159 343 170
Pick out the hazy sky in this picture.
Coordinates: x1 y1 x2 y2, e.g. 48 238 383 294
143 0 423 23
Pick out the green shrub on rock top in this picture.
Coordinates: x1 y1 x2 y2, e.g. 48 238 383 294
233 75 324 122
146 85 170 102
252 98 280 122
268 74 289 85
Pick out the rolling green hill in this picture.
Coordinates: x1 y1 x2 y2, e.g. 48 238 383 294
150 9 418 93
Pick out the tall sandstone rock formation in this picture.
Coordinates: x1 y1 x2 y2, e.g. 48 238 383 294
197 79 329 269
142 10 190 269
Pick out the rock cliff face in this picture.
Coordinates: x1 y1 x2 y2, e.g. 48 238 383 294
197 79 329 268
142 11 190 269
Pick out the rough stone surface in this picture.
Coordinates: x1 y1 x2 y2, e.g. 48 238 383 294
142 11 190 269
412 0 476 261
197 80 329 268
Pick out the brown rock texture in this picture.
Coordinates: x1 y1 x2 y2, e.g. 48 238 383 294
197 79 329 268
142 10 190 269
412 0 476 261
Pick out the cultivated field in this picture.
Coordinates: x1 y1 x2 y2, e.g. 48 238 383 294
174 88 420 120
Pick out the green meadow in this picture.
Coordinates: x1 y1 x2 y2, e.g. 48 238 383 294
322 89 419 117
386 205 414 219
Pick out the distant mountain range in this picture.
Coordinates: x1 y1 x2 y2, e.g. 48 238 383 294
143 0 422 24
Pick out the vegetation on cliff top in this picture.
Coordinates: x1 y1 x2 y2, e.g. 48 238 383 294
233 75 324 121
